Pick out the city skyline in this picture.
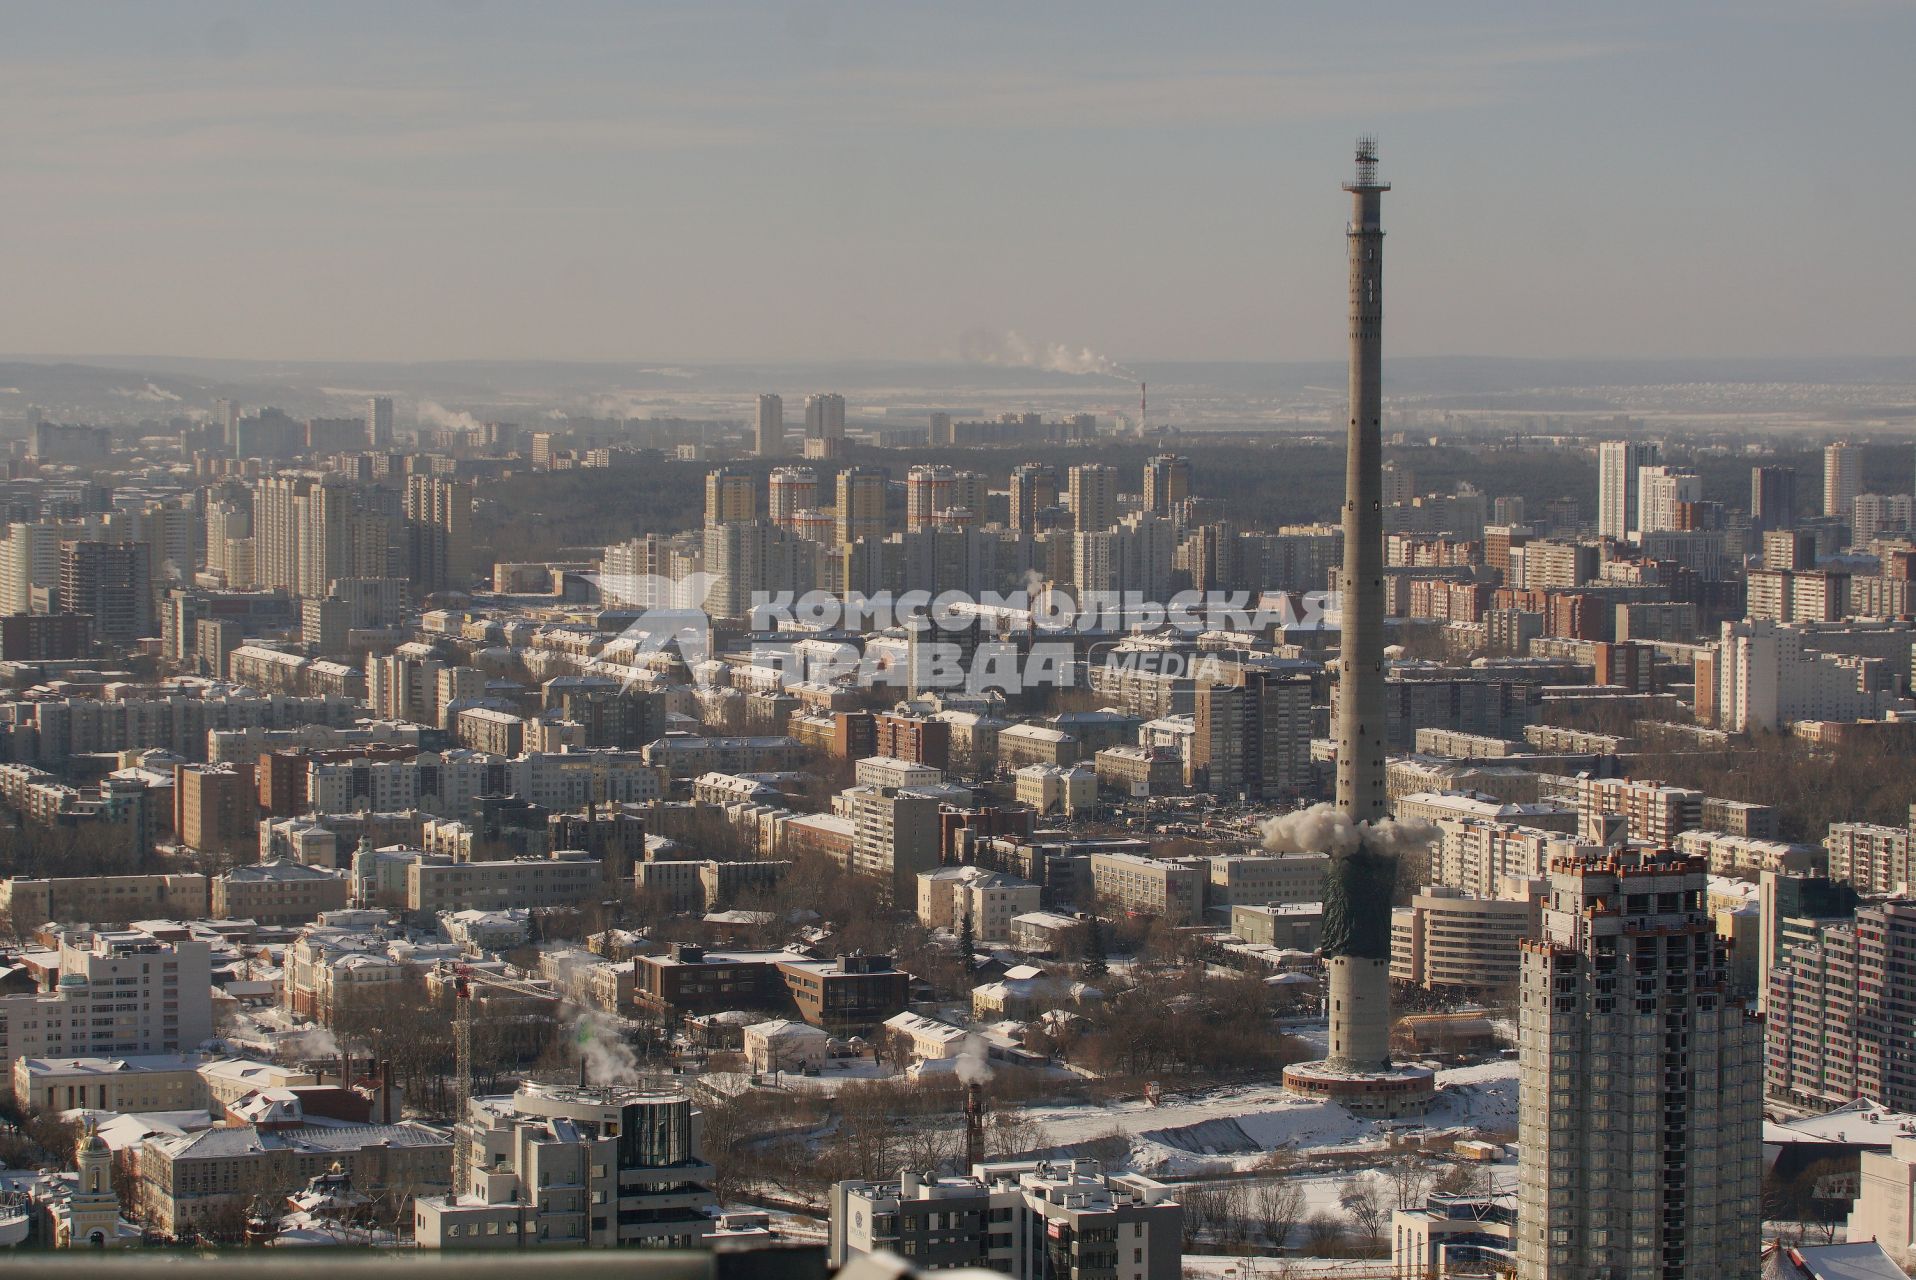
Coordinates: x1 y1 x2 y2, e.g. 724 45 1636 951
2 2 1913 365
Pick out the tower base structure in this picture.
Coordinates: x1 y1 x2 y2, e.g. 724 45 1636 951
1284 957 1435 1118
1281 1058 1435 1118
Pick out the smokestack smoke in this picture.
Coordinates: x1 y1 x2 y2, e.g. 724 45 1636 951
954 1034 994 1086
959 329 1136 381
417 401 483 432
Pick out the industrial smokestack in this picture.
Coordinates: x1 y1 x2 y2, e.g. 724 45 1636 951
964 1081 986 1173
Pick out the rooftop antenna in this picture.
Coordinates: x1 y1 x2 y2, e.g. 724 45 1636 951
1351 133 1383 189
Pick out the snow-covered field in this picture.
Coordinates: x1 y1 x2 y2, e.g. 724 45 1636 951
1004 1059 1518 1176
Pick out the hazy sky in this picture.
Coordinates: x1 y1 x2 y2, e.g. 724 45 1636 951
3 1 1912 366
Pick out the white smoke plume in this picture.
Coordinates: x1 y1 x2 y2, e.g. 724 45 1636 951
282 1024 341 1061
417 400 483 432
572 1008 641 1085
960 329 1135 381
111 381 183 402
954 1034 994 1086
1258 802 1439 859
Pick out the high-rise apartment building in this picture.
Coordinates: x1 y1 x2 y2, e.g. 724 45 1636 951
766 466 817 527
804 392 846 442
366 396 394 448
703 468 758 526
1750 465 1797 534
1142 453 1191 518
296 473 358 599
252 472 392 599
1636 466 1702 536
1597 440 1659 541
834 466 888 545
702 521 810 620
1066 463 1118 533
60 540 154 643
1191 668 1313 801
1824 441 1862 520
1007 463 1058 535
0 522 67 615
405 475 473 593
754 393 786 457
250 473 308 594
1516 849 1761 1279
1072 512 1175 602
1381 460 1417 505
601 534 694 609
906 465 956 532
1767 898 1916 1115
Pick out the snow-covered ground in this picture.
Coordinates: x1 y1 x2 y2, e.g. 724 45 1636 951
1003 1058 1518 1176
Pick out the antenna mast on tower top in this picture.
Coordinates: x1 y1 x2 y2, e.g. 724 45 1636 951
1354 134 1377 185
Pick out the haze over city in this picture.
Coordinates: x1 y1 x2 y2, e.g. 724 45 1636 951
3 1 1914 365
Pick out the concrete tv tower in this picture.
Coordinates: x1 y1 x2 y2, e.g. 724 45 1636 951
1282 138 1435 1117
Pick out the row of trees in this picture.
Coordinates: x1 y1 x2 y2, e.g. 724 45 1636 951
697 1074 1057 1205
1178 1157 1495 1256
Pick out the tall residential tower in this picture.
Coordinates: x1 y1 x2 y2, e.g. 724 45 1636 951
1516 849 1761 1278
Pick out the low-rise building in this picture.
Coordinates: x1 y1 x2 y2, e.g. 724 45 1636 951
1673 829 1823 879
1390 880 1542 993
1228 902 1325 950
211 861 351 926
741 1019 830 1076
1089 852 1204 926
631 944 908 1035
1390 1192 1517 1279
830 1159 1181 1278
406 850 606 914
1013 763 1098 817
0 930 214 1093
1848 1134 1916 1270
0 874 208 929
413 1082 714 1250
12 1053 209 1114
1092 745 1182 796
1204 852 1329 913
996 724 1080 769
917 866 1043 944
142 1120 451 1239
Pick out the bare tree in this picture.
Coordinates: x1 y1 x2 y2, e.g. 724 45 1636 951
1302 1210 1346 1256
985 1109 1050 1161
1796 1159 1850 1245
899 1121 962 1177
1337 1172 1387 1253
1431 1160 1494 1198
1252 1177 1306 1251
1385 1152 1434 1211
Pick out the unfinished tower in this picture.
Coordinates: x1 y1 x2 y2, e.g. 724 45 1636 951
1283 138 1435 1117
